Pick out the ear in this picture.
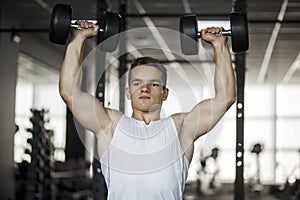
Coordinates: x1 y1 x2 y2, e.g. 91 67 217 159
161 88 169 101
125 87 131 100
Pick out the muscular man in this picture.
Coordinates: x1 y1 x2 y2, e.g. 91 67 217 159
59 21 236 199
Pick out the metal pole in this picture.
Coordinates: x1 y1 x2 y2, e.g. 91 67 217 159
273 85 277 183
118 0 127 113
234 52 246 200
233 1 247 200
93 1 108 199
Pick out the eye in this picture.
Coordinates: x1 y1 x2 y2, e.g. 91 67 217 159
151 83 161 87
132 82 141 86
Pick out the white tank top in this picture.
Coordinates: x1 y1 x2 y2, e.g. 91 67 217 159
100 115 189 200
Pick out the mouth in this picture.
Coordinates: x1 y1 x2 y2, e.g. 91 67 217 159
139 96 151 100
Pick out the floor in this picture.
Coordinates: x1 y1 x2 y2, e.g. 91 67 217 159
183 182 281 200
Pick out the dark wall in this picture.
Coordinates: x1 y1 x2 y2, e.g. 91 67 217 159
0 31 19 200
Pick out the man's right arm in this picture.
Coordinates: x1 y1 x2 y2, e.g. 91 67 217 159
59 22 121 135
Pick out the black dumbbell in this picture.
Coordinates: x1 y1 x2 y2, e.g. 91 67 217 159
180 12 249 55
49 4 121 52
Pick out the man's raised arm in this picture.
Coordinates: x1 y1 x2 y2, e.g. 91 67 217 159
59 22 120 134
181 27 236 142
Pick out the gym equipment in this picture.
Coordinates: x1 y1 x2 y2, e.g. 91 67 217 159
53 159 93 199
198 147 221 195
276 149 300 200
180 12 249 55
249 143 264 192
20 109 55 199
49 4 122 52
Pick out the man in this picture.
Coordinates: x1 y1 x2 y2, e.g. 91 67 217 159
59 21 236 199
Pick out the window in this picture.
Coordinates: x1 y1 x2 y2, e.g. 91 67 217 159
14 53 66 163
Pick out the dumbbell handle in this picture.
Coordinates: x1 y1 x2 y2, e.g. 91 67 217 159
197 29 231 38
70 20 104 32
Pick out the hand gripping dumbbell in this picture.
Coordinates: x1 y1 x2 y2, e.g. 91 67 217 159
49 4 121 52
180 12 249 55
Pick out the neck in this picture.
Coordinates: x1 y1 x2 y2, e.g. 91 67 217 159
131 110 161 125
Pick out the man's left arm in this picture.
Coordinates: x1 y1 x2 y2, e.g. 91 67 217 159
180 27 236 142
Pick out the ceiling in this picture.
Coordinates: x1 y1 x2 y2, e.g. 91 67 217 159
2 0 300 85
17 53 59 83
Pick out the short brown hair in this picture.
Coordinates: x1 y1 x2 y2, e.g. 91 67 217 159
128 57 167 87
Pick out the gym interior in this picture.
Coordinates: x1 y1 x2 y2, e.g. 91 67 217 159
1 0 300 199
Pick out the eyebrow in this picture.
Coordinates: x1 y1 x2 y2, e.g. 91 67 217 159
130 79 142 84
130 79 163 83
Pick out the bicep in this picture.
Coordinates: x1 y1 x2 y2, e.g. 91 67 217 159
67 91 116 134
182 98 227 141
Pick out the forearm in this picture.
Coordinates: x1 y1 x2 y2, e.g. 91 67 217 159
59 36 86 103
213 42 236 107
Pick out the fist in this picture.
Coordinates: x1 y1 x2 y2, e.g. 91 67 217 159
72 21 100 39
201 27 228 45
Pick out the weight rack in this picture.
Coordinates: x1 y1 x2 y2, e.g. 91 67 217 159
17 109 55 200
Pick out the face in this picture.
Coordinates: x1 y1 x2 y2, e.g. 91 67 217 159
126 65 169 113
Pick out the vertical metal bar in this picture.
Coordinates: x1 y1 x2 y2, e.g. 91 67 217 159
118 0 127 113
65 108 85 160
93 1 108 199
234 53 245 200
93 61 108 200
273 85 277 183
232 1 247 199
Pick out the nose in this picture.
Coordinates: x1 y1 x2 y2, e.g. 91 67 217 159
141 83 150 93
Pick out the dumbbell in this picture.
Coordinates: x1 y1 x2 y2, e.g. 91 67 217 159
180 12 249 55
49 4 121 52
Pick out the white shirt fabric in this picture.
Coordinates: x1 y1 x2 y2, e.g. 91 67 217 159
100 115 189 200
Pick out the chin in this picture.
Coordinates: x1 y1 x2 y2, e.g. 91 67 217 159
146 104 162 113
138 106 151 112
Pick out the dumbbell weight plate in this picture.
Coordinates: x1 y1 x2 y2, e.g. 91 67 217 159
49 4 72 45
230 12 249 52
98 11 121 52
180 14 198 55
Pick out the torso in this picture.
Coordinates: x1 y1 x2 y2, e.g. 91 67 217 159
96 112 194 163
99 115 190 200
